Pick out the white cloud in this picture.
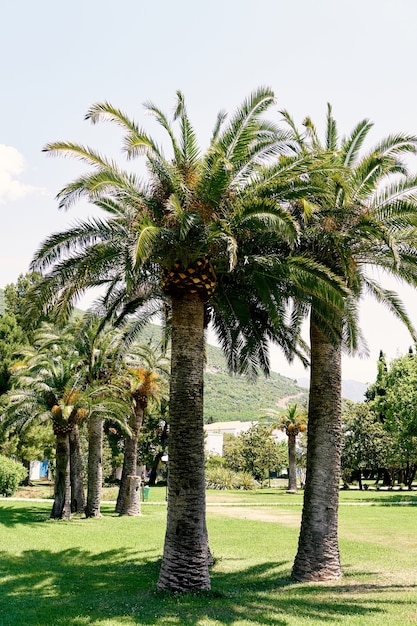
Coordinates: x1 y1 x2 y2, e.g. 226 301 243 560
0 144 46 203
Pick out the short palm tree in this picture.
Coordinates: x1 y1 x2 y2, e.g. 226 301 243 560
264 404 307 493
278 106 417 581
116 341 169 516
3 346 88 519
30 89 347 590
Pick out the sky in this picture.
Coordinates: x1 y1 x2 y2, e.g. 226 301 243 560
2 0 417 385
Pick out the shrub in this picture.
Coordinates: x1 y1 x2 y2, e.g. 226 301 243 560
0 455 27 497
205 466 256 490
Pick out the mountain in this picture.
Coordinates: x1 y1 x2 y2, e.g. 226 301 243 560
295 376 367 403
203 343 308 423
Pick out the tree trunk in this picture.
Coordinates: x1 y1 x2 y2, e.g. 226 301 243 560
119 475 141 516
292 312 343 581
85 417 104 518
148 450 163 487
51 431 71 520
287 433 298 493
157 294 210 592
115 405 144 515
69 424 85 514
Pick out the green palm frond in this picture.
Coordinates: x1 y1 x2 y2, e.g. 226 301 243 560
325 103 338 151
340 119 372 167
174 91 201 167
134 221 160 266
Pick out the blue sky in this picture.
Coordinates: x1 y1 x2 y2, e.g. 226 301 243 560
2 0 417 383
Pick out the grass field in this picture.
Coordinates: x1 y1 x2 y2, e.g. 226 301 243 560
1 486 417 625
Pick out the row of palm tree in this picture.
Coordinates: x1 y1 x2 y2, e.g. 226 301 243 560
2 317 168 519
22 88 417 590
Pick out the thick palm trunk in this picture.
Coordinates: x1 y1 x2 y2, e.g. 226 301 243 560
69 424 85 514
292 312 343 581
51 431 71 520
116 405 143 515
287 434 298 493
85 417 104 518
157 294 210 592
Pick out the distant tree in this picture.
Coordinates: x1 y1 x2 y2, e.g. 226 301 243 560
263 404 307 493
4 273 46 338
115 342 168 516
370 352 417 488
223 424 287 483
0 313 27 396
341 401 391 489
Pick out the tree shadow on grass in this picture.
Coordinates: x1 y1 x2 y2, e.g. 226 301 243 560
1 546 415 626
0 502 52 527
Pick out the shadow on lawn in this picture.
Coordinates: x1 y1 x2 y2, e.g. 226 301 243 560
0 502 52 527
0 544 415 626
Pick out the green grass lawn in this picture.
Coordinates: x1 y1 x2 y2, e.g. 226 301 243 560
1 486 417 625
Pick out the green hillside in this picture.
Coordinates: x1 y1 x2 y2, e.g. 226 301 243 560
137 324 308 422
203 343 307 423
0 289 4 314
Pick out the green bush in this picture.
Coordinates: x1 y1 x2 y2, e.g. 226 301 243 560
0 455 27 497
205 466 257 490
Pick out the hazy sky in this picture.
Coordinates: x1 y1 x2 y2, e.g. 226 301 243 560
2 0 417 384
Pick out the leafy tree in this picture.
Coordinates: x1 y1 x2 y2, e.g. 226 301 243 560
29 89 344 591
0 313 27 396
277 105 417 581
223 424 287 483
370 352 417 488
341 401 390 489
4 273 46 338
0 455 27 497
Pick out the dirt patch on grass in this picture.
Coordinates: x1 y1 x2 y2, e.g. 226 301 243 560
207 505 301 526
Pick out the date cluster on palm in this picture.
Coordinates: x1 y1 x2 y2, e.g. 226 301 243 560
162 259 216 300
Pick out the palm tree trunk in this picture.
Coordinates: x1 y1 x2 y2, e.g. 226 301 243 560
85 417 104 518
157 294 210 592
116 405 143 515
292 312 343 581
51 431 71 520
287 434 298 493
69 424 85 513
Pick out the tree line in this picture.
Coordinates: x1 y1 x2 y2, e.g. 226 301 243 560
342 350 417 490
2 87 417 591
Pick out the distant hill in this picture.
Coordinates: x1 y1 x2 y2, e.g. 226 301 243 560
203 343 308 423
295 376 367 403
138 324 309 423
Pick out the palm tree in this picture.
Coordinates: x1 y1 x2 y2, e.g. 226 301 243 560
2 321 129 520
30 89 347 590
277 106 417 581
3 347 88 519
116 341 168 516
264 404 307 493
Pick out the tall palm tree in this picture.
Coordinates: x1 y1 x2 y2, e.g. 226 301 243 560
30 89 347 590
277 106 417 581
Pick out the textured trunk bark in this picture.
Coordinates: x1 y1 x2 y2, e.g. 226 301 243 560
116 405 143 515
157 294 210 592
51 431 71 520
70 425 85 514
85 417 104 518
292 311 343 581
120 475 142 516
287 434 298 493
